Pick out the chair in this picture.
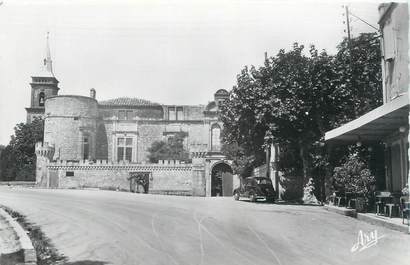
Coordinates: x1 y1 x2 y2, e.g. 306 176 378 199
334 191 345 207
375 191 391 215
346 192 357 209
384 193 401 218
400 197 410 225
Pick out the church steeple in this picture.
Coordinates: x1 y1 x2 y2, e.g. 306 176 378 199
26 32 60 123
44 32 54 76
38 32 55 78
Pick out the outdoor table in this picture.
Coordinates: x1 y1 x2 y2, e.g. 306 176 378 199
375 194 392 215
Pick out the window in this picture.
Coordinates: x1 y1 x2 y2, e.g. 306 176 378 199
126 110 133 120
168 107 176 120
66 171 74 177
118 110 134 120
386 58 395 85
83 137 89 160
176 107 184 120
117 137 133 162
256 178 272 185
169 106 184 120
118 110 126 120
211 124 221 151
39 92 45 107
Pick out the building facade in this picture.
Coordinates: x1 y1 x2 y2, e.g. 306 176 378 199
325 3 409 193
31 35 237 197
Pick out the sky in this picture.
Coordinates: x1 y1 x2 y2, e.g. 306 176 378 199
0 0 385 145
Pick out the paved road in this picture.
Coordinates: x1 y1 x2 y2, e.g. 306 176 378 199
0 187 409 265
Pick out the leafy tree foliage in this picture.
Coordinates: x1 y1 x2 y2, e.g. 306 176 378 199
147 132 189 163
333 33 383 124
0 117 44 181
220 33 382 199
333 154 376 197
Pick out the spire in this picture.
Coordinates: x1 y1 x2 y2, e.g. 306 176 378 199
35 31 55 78
43 32 54 75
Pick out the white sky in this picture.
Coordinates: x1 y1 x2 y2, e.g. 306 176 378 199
0 0 385 145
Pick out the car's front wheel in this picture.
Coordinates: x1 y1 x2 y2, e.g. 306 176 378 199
266 197 275 203
234 192 240 201
249 193 256 202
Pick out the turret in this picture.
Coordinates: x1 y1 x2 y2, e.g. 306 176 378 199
35 142 55 186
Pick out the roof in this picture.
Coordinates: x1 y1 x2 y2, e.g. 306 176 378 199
325 95 409 143
98 97 160 107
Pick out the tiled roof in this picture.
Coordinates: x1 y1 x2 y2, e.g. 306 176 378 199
98 97 160 107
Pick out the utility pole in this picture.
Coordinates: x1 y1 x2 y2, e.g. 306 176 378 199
345 5 352 50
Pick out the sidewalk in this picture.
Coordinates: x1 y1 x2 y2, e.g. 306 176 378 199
324 204 410 234
0 208 36 265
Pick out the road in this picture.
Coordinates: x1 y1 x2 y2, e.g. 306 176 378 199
0 187 409 265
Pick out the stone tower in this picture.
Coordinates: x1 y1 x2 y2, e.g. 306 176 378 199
35 142 55 186
26 32 59 123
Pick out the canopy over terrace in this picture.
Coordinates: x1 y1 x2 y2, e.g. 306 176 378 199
325 96 409 144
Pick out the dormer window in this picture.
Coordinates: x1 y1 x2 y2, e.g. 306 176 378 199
39 92 45 107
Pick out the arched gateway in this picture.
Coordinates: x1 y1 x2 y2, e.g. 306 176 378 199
211 162 233 196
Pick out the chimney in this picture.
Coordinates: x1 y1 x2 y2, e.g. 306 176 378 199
90 88 96 99
264 52 268 61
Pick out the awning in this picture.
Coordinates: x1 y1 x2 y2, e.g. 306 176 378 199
325 95 409 143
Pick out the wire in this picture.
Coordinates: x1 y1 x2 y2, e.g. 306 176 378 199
349 11 380 32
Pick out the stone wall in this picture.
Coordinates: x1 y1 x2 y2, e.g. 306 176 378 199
44 95 98 161
101 119 212 163
44 160 197 195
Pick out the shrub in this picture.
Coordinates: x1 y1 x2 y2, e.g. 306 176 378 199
333 154 375 197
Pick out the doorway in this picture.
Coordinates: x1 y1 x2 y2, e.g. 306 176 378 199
211 163 233 196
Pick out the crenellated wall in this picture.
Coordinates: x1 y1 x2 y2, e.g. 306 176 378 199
40 159 197 195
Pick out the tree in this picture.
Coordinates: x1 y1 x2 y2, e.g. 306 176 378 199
147 132 189 163
219 65 270 176
220 33 382 199
0 117 44 181
334 32 382 123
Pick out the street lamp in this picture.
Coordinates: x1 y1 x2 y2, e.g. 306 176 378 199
264 131 274 178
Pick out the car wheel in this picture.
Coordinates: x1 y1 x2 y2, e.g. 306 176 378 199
267 197 275 203
234 192 240 201
249 193 256 202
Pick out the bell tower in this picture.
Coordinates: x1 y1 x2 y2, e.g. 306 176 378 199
26 32 60 123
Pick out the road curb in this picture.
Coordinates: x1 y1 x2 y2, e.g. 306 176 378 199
356 213 410 234
0 208 37 265
324 205 409 234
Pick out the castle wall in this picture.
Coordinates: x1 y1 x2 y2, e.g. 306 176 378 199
44 95 98 161
44 160 197 195
99 118 214 163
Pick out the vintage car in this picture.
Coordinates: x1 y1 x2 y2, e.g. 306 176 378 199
233 177 275 203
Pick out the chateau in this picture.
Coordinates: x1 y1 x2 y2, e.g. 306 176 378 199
30 35 236 197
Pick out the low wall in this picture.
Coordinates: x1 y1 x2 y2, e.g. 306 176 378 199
0 181 36 187
44 160 195 195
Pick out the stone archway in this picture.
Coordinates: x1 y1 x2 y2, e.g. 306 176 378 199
211 162 233 197
128 172 150 193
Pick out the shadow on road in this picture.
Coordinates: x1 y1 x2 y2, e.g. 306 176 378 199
63 261 109 265
237 199 322 206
